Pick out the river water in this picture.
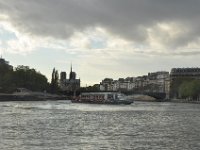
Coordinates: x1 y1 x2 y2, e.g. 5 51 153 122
0 101 200 150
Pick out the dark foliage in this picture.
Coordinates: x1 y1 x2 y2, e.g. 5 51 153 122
13 65 49 92
179 80 200 100
50 68 59 93
0 63 49 93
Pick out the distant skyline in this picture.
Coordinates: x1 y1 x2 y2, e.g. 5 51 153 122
0 0 200 86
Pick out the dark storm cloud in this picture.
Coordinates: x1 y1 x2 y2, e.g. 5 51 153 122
1 0 200 48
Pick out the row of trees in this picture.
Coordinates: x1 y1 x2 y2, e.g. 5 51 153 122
0 58 63 93
179 80 200 100
0 60 13 92
0 64 50 93
170 77 200 100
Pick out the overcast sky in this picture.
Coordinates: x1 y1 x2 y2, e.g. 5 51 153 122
0 0 200 85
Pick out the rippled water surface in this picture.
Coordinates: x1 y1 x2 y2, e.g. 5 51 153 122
0 101 200 150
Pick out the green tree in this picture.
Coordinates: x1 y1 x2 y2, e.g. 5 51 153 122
13 65 48 92
191 80 200 99
179 80 200 100
0 59 14 93
170 77 194 98
0 58 50 93
50 68 59 93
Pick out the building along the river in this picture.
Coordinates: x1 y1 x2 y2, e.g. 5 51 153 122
99 71 170 97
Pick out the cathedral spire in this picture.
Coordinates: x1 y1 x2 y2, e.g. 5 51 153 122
71 63 72 72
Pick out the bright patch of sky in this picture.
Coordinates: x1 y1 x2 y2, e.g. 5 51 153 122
90 38 106 49
0 25 16 41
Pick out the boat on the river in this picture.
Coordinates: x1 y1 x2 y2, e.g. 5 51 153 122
71 92 133 105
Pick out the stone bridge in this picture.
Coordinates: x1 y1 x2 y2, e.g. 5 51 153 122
122 91 166 100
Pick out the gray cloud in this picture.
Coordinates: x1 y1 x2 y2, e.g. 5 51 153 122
1 0 200 49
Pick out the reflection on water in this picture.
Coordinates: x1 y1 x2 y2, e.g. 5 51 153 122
0 101 200 150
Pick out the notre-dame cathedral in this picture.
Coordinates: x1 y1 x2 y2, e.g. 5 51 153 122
59 65 80 92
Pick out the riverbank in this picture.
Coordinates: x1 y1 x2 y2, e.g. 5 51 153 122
127 94 200 104
169 99 200 104
0 92 67 101
1 92 200 104
127 94 157 102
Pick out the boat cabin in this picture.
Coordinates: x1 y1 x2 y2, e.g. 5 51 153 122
80 92 127 102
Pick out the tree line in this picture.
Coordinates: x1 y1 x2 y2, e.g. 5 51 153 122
0 60 59 93
179 79 200 100
170 77 200 100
